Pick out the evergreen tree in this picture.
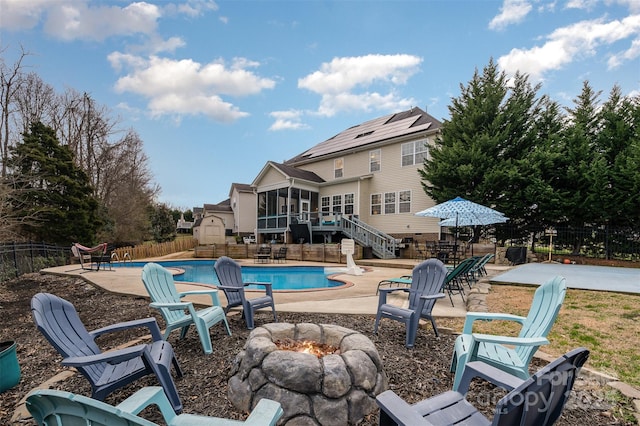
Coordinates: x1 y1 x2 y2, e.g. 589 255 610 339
150 203 177 243
419 59 544 240
8 121 101 244
558 81 603 228
595 86 640 229
420 58 508 204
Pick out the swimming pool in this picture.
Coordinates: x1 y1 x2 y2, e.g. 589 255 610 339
115 259 344 291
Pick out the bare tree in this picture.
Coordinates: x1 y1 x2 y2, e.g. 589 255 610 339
14 72 55 133
2 47 161 244
0 46 31 177
96 129 158 243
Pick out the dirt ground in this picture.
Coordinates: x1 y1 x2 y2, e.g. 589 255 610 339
0 273 636 425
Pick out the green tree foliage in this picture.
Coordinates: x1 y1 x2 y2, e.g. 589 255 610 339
420 60 639 237
150 203 176 243
420 59 509 204
594 85 640 229
419 59 544 240
8 122 101 245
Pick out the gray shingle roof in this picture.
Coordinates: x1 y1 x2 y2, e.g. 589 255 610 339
270 162 325 183
285 107 441 164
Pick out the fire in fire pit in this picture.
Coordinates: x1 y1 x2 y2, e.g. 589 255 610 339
228 323 388 425
274 338 339 358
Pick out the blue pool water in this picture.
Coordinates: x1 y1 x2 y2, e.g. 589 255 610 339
115 259 343 290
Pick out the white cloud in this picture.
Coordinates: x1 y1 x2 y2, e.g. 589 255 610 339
269 110 309 131
0 0 50 30
298 54 421 117
110 54 276 122
489 0 533 31
608 35 640 68
174 0 218 17
565 0 599 10
498 14 640 81
43 2 161 41
0 0 218 42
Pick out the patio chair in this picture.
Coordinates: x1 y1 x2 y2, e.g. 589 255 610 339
72 242 112 271
441 256 477 306
253 245 271 263
27 386 283 426
376 274 412 295
469 252 494 280
272 246 288 263
31 292 183 413
141 263 231 354
374 258 448 348
214 256 278 329
377 347 589 426
70 245 92 271
450 275 567 391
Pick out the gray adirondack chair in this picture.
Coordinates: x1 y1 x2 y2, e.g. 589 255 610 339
141 262 231 354
27 385 283 426
450 275 567 391
31 293 183 413
374 258 448 348
377 347 589 426
214 256 277 329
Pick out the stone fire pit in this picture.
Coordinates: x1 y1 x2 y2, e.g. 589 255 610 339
228 323 388 425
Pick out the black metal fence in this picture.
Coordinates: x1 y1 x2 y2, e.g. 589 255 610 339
499 225 640 262
0 242 68 282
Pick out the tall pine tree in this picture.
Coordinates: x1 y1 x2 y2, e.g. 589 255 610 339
9 122 102 245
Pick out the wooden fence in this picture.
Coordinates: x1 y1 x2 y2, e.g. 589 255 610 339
112 238 198 261
193 243 364 263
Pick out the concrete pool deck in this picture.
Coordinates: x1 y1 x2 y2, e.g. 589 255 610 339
43 257 484 318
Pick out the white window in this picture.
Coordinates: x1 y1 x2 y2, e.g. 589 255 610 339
334 158 344 178
401 140 428 166
384 192 396 214
399 190 411 213
321 196 331 213
371 194 381 215
344 193 354 215
332 195 342 213
369 149 381 172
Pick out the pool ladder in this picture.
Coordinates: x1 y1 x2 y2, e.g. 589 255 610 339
111 252 132 265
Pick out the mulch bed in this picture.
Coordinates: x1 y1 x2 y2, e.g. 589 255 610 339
0 273 635 425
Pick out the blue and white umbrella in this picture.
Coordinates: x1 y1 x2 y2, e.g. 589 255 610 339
415 196 506 223
439 213 508 227
415 196 507 261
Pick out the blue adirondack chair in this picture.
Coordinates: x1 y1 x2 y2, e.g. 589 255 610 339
26 385 283 426
450 275 567 391
141 262 231 354
31 293 184 413
377 347 589 426
374 258 449 348
214 256 277 330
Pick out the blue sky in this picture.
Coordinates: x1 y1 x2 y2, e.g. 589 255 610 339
1 0 638 211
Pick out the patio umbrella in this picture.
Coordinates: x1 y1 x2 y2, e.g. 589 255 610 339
415 196 507 261
439 212 508 227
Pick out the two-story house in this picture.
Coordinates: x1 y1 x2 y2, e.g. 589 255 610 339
250 106 443 257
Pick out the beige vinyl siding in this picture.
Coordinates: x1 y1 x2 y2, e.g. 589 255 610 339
256 167 287 190
363 139 440 234
319 181 360 214
299 149 373 181
297 137 441 234
234 190 257 233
